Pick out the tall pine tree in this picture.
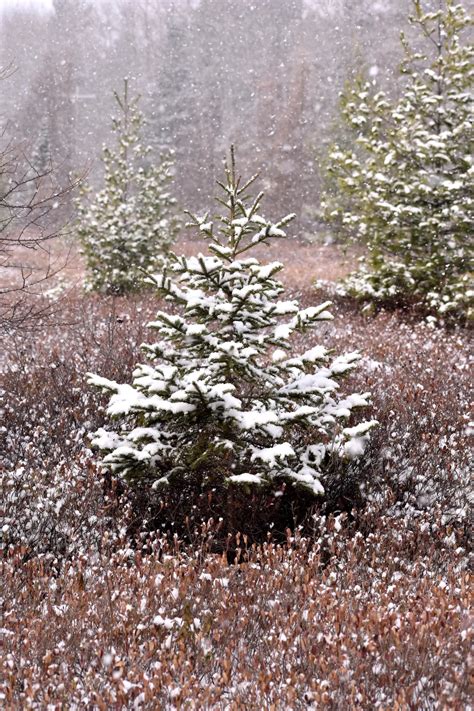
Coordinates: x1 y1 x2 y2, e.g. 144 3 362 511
321 0 473 322
88 149 376 499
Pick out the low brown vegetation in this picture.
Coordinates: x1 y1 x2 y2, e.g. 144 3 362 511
1 514 471 709
1 245 472 708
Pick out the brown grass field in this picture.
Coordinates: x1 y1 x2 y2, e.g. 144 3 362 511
1 237 472 709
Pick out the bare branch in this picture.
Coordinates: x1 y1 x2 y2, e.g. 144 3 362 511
0 67 82 332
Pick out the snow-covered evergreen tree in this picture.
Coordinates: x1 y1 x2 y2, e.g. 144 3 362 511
77 80 178 294
321 0 473 322
88 149 376 498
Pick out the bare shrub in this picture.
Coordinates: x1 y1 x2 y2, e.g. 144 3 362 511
0 64 78 333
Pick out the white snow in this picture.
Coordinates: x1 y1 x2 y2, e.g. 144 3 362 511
251 442 296 466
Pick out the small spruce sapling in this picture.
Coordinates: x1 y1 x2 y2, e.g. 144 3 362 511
77 79 178 295
88 149 377 498
321 0 473 322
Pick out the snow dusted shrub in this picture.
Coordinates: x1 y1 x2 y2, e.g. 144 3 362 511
77 79 178 295
88 149 377 514
0 296 147 559
321 0 474 323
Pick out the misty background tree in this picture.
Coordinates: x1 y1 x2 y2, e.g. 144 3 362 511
77 80 178 295
321 0 473 321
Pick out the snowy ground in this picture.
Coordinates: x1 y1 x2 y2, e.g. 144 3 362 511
1 241 472 709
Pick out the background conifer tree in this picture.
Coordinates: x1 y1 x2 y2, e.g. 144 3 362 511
32 117 52 175
88 149 376 501
77 79 178 295
321 0 473 322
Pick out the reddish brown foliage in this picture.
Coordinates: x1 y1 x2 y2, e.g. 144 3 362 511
1 245 471 708
1 515 471 709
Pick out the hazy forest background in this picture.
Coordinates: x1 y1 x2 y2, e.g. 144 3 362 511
1 0 414 225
